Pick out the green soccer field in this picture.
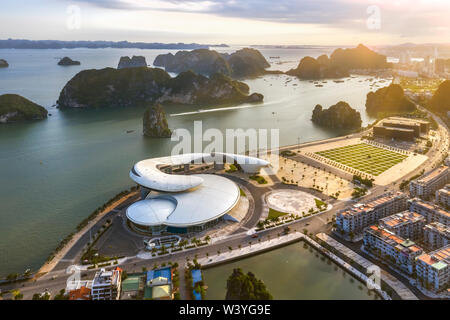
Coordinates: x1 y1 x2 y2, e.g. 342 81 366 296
315 143 408 176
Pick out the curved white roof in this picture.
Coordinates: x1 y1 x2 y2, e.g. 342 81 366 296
126 174 240 227
130 152 269 192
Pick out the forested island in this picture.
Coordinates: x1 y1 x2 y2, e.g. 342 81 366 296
366 84 416 116
428 80 450 114
57 57 80 66
0 59 8 68
0 94 48 123
143 104 172 138
287 44 390 80
311 101 362 129
57 67 263 109
154 48 272 78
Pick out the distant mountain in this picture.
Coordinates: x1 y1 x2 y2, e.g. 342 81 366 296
428 80 450 114
57 68 263 109
0 39 228 50
311 101 362 129
0 94 48 123
365 84 416 116
154 48 271 78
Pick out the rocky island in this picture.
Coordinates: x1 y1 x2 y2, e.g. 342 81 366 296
366 84 416 116
0 59 8 68
58 57 81 66
287 44 389 80
117 56 147 69
0 94 48 123
143 104 171 138
153 48 271 78
57 67 263 109
428 80 450 113
311 101 362 129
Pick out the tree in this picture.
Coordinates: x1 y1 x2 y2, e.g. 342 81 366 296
225 268 273 300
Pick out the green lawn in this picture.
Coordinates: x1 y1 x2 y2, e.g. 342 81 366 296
316 143 408 176
268 208 289 220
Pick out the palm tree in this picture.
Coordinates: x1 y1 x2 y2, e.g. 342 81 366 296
204 235 211 243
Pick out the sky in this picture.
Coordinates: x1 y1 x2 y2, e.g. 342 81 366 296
1 0 449 46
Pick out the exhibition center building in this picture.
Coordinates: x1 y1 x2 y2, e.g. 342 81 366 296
126 153 269 235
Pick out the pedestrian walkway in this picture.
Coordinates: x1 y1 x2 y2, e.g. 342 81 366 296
316 233 418 300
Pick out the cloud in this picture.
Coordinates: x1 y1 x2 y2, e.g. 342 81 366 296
72 0 450 41
74 0 367 24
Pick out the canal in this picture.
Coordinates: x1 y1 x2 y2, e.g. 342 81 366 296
203 242 378 300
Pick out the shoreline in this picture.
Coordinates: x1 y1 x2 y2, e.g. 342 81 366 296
33 190 138 279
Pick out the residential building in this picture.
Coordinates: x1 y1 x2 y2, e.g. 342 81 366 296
409 166 449 200
363 225 423 274
91 267 122 300
69 286 91 300
336 192 408 235
408 198 450 226
379 211 425 240
416 245 450 291
435 185 450 208
423 222 450 250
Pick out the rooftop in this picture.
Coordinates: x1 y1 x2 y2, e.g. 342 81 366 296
340 192 405 218
127 174 240 227
415 166 448 185
380 211 424 228
409 198 450 218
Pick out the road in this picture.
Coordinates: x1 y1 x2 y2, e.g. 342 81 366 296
3 106 448 300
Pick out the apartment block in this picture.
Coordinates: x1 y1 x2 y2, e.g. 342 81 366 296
91 267 122 300
423 222 450 251
363 225 423 274
435 185 450 208
408 198 450 226
336 192 408 235
409 166 449 200
416 245 450 292
379 211 425 240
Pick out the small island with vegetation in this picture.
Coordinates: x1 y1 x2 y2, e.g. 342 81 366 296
366 83 416 116
57 57 80 66
428 80 450 114
117 56 147 69
311 101 362 130
0 94 48 123
143 104 171 138
154 47 272 78
225 268 273 300
0 59 8 68
57 67 263 109
287 44 389 80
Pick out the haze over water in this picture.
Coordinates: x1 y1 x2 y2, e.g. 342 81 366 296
0 46 386 281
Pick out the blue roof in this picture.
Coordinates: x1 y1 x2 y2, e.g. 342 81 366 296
191 269 203 300
147 267 172 285
191 269 202 284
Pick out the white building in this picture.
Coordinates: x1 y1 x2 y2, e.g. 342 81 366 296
379 211 425 241
423 222 450 251
409 166 449 200
91 268 122 300
408 198 450 226
336 192 408 235
416 245 450 292
127 153 268 235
